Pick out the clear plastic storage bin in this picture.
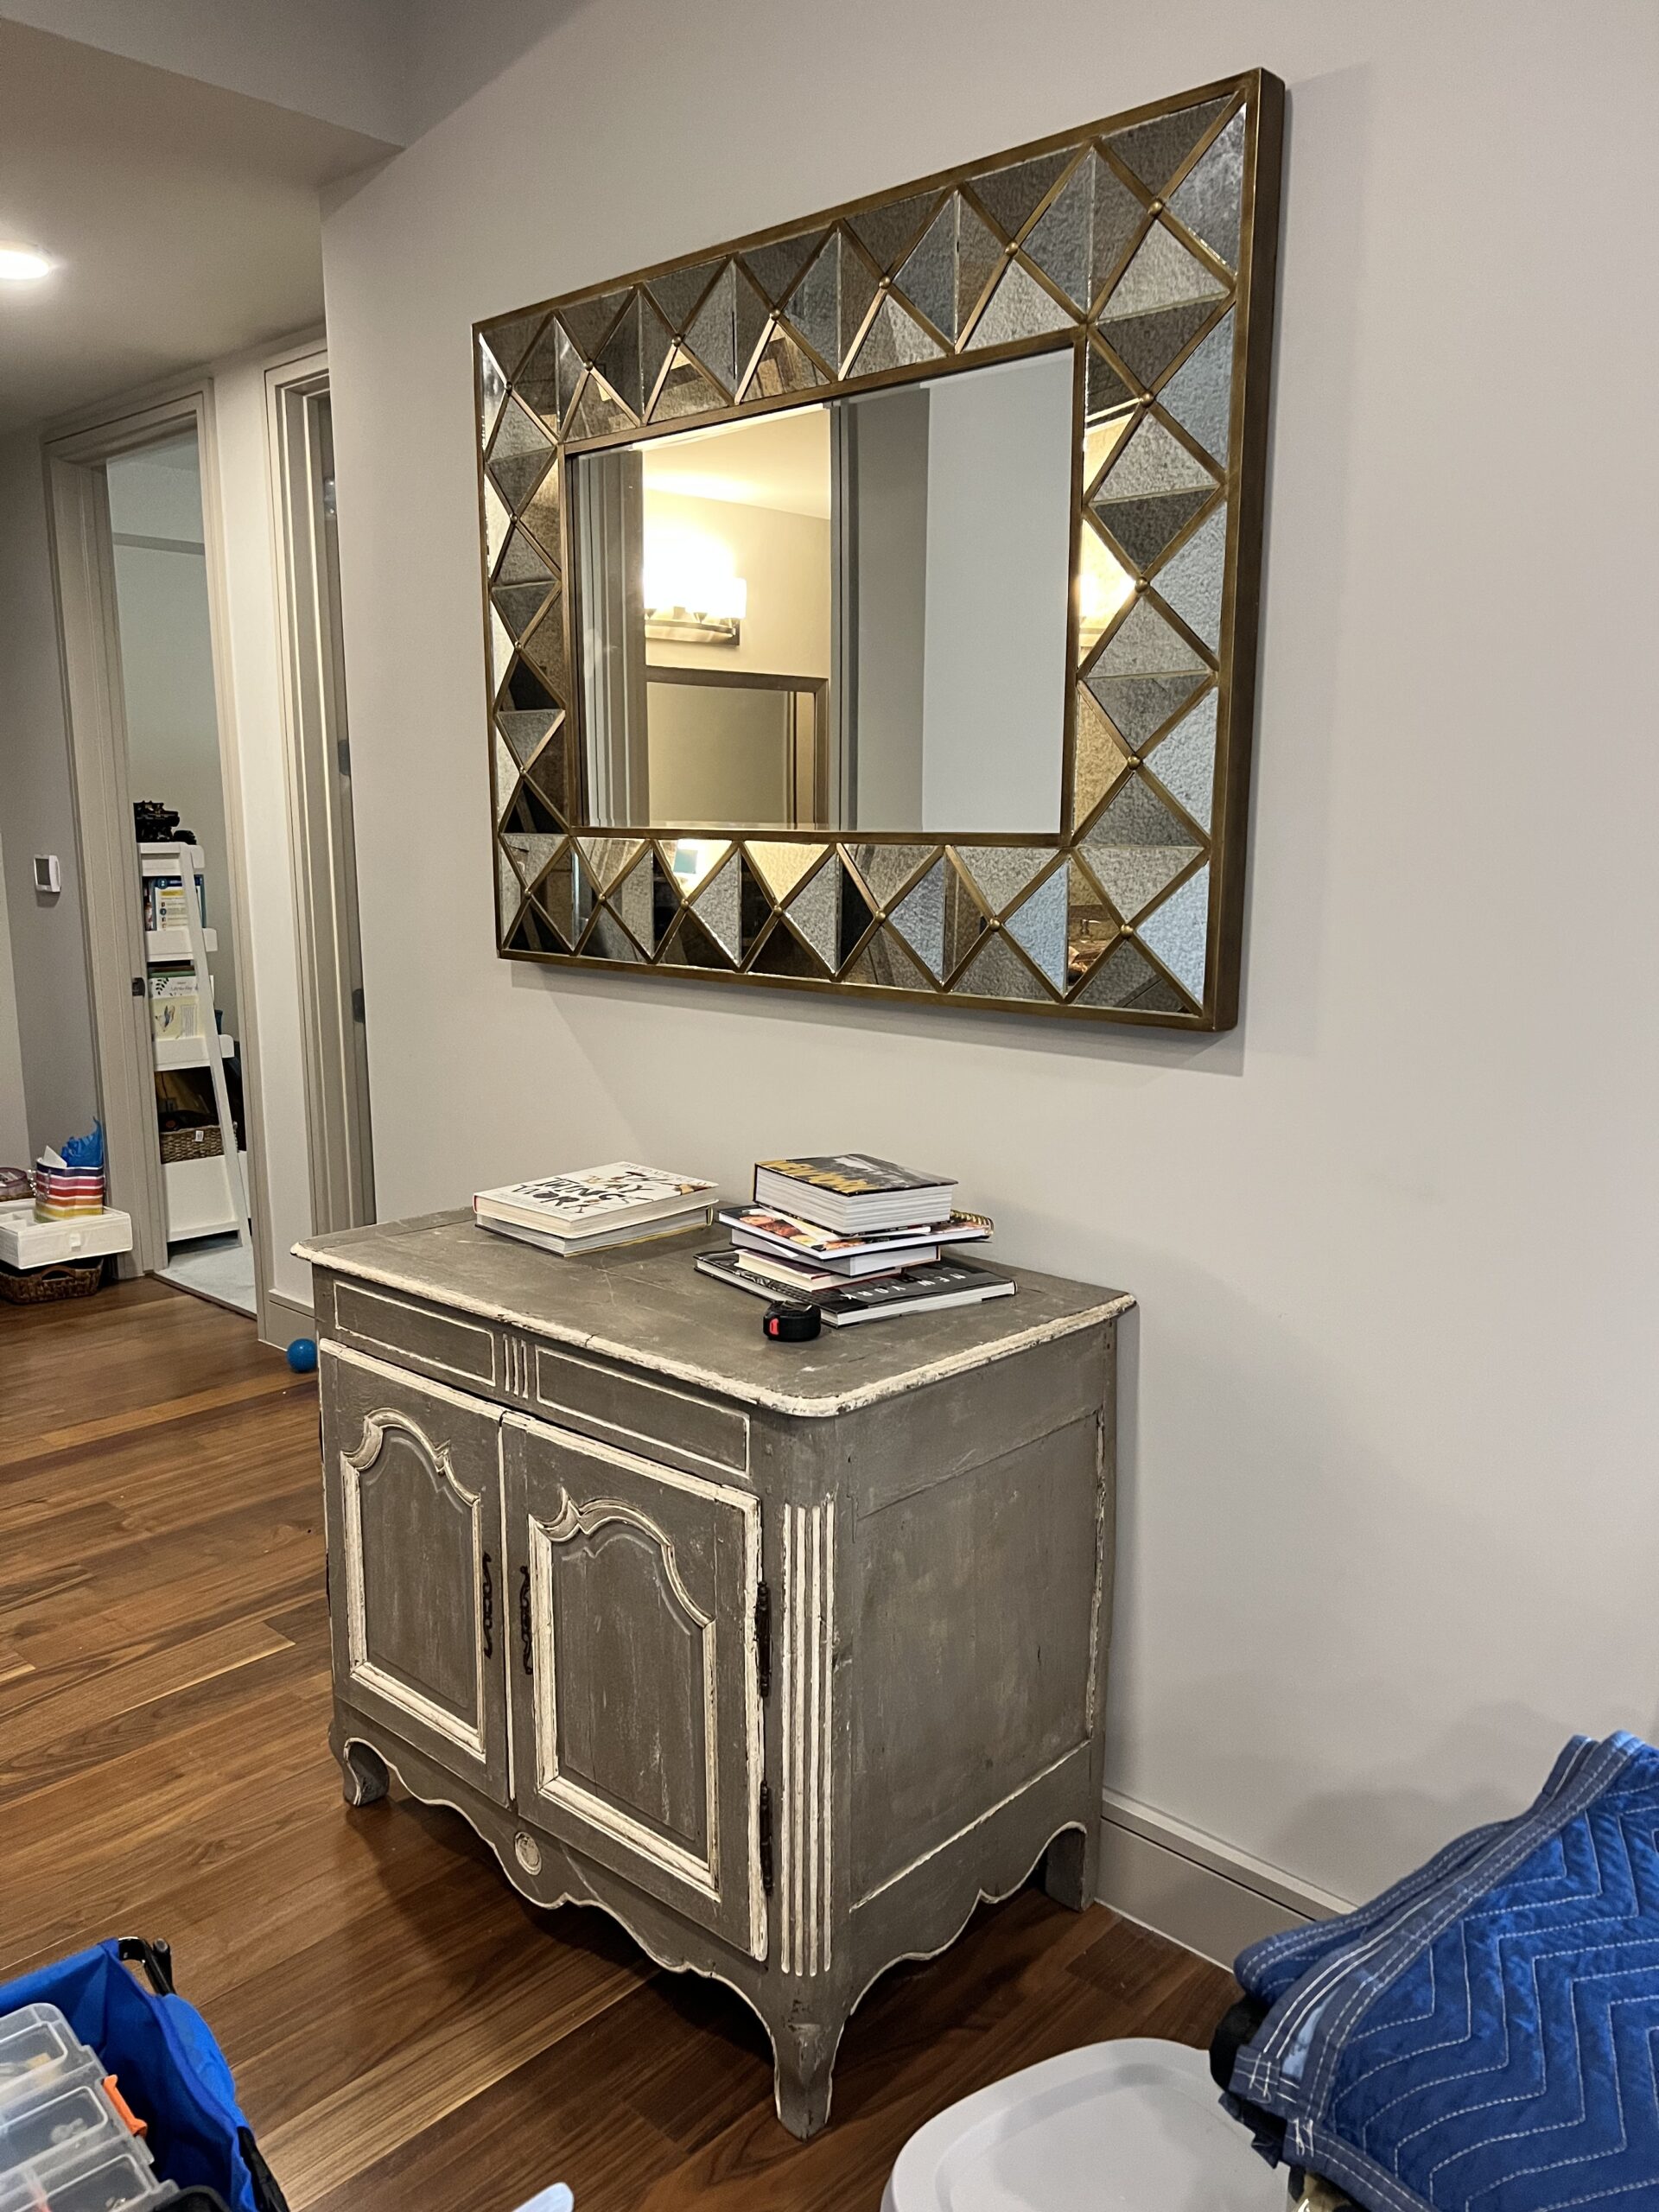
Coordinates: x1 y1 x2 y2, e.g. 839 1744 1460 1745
0 2005 173 2210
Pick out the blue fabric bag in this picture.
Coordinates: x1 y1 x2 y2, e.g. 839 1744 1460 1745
0 1938 286 2211
1224 1733 1659 2212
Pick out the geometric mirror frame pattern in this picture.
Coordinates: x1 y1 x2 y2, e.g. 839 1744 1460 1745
475 72 1283 1029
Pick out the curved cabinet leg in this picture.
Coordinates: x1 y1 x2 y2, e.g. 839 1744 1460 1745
333 1721 389 1808
771 2007 845 2141
1041 1821 1096 1912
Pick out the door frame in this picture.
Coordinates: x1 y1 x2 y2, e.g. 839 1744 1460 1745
265 341 375 1236
43 379 274 1312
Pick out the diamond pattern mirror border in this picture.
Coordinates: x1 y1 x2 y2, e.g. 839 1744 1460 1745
474 70 1282 1030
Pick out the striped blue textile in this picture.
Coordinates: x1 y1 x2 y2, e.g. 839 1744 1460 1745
1227 1734 1659 2212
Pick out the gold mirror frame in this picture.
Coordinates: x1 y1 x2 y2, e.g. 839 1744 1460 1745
474 70 1282 1028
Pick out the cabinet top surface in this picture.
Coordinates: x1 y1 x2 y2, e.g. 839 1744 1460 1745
296 1212 1132 1418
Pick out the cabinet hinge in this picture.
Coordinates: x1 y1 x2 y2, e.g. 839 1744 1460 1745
759 1779 774 1896
754 1580 772 1699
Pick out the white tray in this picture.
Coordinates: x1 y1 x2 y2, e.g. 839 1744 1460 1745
0 1201 133 1272
883 2037 1285 2212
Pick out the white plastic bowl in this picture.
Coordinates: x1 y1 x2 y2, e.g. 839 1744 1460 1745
883 2037 1285 2212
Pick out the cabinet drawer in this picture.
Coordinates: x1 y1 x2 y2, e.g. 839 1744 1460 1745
532 1344 749 1478
332 1281 499 1391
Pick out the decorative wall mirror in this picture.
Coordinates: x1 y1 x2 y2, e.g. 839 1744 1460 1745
475 70 1282 1028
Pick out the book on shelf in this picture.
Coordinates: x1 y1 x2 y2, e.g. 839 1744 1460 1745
474 1163 716 1234
721 1205 992 1274
752 1155 957 1233
696 1247 1014 1324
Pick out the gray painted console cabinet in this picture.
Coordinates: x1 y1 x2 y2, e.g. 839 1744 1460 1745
296 1211 1130 2137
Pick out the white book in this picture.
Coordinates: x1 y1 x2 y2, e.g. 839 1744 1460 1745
474 1162 716 1234
478 1210 713 1257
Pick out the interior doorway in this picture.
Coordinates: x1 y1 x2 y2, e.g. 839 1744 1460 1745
107 428 254 1313
45 382 269 1326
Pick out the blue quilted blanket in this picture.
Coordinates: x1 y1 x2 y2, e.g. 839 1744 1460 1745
1225 1733 1659 2212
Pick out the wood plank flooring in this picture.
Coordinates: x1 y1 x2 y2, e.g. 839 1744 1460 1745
0 1278 1234 2210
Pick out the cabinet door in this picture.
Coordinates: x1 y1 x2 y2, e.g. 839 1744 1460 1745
504 1414 765 1960
321 1344 511 1804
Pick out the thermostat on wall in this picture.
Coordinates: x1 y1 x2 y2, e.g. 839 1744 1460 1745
33 855 60 894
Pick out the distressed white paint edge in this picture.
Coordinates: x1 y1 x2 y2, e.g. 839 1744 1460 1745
338 1279 499 1385
850 1739 1090 1910
1096 1789 1347 1971
534 1340 752 1473
296 1238 1134 1416
508 1407 768 1960
526 1508 724 1903
340 1402 491 1765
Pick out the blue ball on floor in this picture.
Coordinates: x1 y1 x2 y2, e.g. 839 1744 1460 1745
286 1338 318 1374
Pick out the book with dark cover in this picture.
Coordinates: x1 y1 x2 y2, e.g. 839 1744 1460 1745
815 1256 1014 1325
751 1156 957 1232
697 1247 1014 1324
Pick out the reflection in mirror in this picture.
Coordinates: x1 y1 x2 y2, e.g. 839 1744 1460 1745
571 346 1076 835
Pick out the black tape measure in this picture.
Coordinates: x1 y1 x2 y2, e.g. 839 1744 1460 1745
763 1300 821 1343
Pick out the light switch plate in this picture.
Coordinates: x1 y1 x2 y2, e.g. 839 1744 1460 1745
33 855 60 894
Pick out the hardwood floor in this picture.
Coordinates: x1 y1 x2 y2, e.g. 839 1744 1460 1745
0 1278 1235 2210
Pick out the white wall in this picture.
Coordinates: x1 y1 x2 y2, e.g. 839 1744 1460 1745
849 385 930 830
921 351 1073 834
0 431 99 1159
321 0 1659 1914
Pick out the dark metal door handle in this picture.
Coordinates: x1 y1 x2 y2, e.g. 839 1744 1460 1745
518 1564 533 1675
480 1550 494 1658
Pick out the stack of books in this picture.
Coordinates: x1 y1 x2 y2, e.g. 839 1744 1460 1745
474 1163 716 1258
696 1154 1014 1325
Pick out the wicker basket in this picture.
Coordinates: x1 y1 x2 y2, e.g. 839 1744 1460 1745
159 1125 224 1165
0 1258 105 1305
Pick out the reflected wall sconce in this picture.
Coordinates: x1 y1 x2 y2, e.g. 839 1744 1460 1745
642 525 747 645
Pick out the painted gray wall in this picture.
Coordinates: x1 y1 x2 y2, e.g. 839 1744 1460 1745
319 0 1659 1913
0 431 99 1158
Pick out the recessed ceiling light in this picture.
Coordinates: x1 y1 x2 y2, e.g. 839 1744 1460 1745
0 242 54 282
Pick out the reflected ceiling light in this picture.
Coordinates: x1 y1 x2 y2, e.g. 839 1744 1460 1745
0 241 54 281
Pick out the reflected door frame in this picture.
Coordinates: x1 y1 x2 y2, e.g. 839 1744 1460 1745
42 377 273 1317
643 665 831 829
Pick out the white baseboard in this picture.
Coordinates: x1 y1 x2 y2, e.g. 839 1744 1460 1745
260 1286 314 1353
1096 1789 1351 1970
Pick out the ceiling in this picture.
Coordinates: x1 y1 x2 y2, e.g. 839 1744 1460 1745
643 406 832 521
0 18 397 435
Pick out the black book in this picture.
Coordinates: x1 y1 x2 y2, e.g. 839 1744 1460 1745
697 1247 1014 1325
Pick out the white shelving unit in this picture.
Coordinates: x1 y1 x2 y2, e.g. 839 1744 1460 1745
142 841 251 1250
